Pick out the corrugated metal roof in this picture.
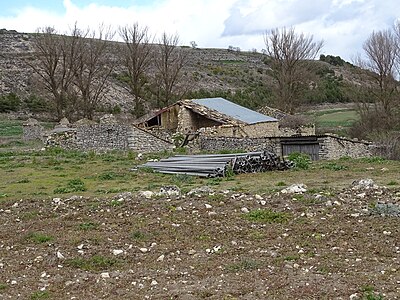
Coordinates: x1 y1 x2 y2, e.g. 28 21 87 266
191 98 278 124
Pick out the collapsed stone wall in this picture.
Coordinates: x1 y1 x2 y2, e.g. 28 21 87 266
22 119 44 141
318 135 372 160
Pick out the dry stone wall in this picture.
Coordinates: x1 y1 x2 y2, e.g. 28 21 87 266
128 127 174 153
198 134 372 160
75 125 129 151
318 135 372 160
44 123 173 153
198 136 279 153
22 119 44 141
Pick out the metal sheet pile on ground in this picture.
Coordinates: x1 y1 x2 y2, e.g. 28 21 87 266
138 151 293 177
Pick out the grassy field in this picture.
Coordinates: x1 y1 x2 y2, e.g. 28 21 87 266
1 147 399 202
306 108 359 135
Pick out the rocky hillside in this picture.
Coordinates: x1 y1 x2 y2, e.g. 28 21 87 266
0 29 372 116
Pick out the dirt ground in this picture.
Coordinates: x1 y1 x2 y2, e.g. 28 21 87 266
1 181 399 300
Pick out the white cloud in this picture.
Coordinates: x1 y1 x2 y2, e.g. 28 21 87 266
0 0 398 61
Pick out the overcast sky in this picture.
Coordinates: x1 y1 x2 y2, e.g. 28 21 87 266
1 0 399 61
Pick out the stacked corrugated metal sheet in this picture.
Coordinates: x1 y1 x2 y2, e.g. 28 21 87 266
139 151 293 177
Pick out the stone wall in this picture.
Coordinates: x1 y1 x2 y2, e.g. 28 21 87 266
177 107 221 134
200 121 279 138
318 135 372 160
197 134 372 160
76 125 129 151
198 136 279 153
22 119 44 141
278 125 316 137
45 124 173 153
128 127 174 153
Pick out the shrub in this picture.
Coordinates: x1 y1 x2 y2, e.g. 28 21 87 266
24 95 49 113
0 93 21 112
287 152 311 170
54 178 87 194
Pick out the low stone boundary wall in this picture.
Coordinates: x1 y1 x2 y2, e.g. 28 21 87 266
45 124 173 153
198 134 372 160
318 135 372 160
198 136 279 154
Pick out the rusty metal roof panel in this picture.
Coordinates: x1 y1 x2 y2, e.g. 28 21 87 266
191 97 278 124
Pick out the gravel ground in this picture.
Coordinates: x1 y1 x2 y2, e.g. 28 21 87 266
1 180 399 299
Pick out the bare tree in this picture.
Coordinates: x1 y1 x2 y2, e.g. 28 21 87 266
28 27 79 119
264 27 324 113
73 25 116 120
27 24 115 120
153 32 187 107
119 23 153 116
353 28 399 131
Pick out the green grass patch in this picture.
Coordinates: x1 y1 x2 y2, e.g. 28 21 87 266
387 180 398 186
226 258 261 272
243 209 289 224
320 162 348 171
314 109 359 128
54 178 87 194
30 291 50 300
66 255 120 271
0 119 23 137
79 222 99 231
131 230 147 241
26 232 53 244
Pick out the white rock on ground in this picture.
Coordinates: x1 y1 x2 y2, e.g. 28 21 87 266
281 184 307 194
112 249 124 255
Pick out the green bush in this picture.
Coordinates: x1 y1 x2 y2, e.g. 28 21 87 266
0 93 21 112
24 95 49 113
287 152 311 170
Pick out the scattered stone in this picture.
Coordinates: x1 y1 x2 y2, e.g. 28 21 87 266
101 272 110 279
255 194 263 200
351 179 377 190
113 249 124 255
187 186 214 196
151 280 158 286
204 204 212 209
281 184 307 194
157 255 165 262
56 251 65 259
139 248 149 253
159 185 181 197
139 191 154 199
241 207 249 213
188 249 196 255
